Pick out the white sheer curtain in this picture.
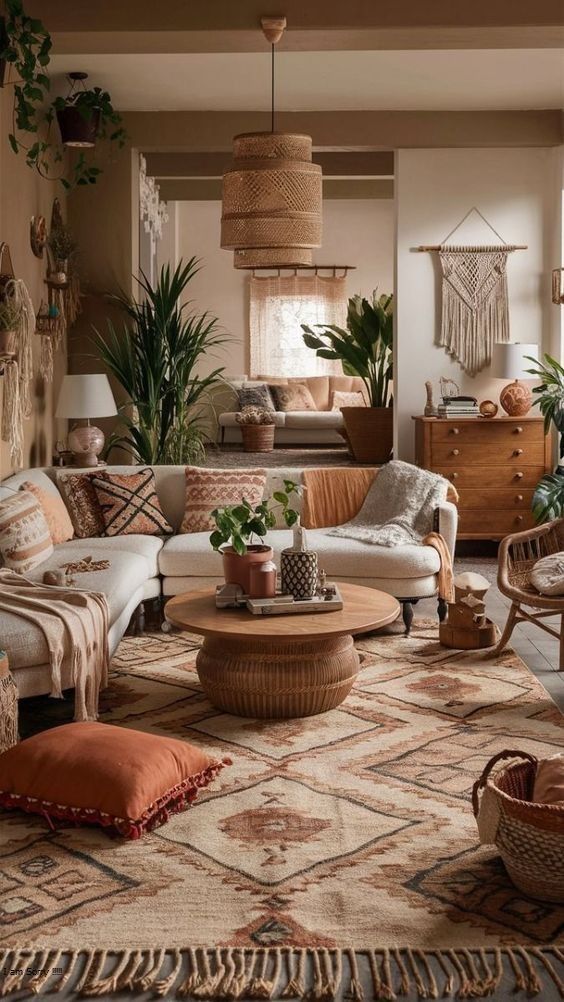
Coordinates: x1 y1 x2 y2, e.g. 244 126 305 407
249 274 347 377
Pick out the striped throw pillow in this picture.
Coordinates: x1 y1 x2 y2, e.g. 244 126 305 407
90 469 173 537
0 492 53 572
180 466 267 533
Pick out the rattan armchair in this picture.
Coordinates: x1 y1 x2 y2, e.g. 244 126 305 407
494 517 564 670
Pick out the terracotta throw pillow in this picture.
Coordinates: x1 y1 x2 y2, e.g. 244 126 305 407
20 480 74 544
57 472 105 538
91 469 173 536
533 754 564 805
0 722 228 839
331 390 366 409
181 466 267 533
270 382 317 412
0 491 53 572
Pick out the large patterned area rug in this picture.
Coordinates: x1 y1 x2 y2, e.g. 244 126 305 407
3 622 564 999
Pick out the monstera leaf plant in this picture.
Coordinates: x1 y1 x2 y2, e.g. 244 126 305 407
525 353 564 522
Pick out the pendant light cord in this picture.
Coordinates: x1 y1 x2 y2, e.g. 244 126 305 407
271 43 275 133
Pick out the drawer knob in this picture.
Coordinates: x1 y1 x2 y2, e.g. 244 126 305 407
516 494 524 502
516 515 524 523
450 427 460 435
513 449 523 456
515 472 524 479
452 448 460 456
514 426 523 434
450 472 459 480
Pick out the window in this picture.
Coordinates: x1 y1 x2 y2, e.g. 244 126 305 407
249 274 347 377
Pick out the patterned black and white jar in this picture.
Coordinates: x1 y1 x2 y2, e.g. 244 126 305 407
281 549 318 599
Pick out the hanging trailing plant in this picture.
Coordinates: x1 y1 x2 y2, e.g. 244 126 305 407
0 1 126 188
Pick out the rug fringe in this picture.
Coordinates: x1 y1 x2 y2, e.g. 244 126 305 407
0 946 562 998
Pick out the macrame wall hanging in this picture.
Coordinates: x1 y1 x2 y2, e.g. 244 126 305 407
417 208 527 376
36 198 81 384
0 243 35 469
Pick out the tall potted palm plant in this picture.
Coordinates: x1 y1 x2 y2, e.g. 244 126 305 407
93 258 229 464
302 291 393 463
525 353 564 522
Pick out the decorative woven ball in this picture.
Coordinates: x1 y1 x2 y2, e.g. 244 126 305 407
281 549 318 599
479 400 498 418
500 380 532 417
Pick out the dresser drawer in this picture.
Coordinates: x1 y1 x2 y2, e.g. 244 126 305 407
458 509 536 536
431 442 545 466
430 421 541 444
435 466 544 489
457 488 534 510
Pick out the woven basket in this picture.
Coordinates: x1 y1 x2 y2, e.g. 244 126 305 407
472 749 564 903
241 424 275 453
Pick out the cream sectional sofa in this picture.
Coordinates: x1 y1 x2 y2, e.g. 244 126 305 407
217 374 368 446
0 464 457 702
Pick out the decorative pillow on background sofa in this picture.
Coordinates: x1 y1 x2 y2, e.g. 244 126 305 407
0 721 228 839
57 471 105 538
530 553 564 596
237 382 275 411
0 491 53 572
20 480 74 544
331 390 366 410
91 469 173 536
181 466 267 533
270 382 317 412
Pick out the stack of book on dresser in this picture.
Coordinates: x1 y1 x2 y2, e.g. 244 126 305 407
438 395 479 418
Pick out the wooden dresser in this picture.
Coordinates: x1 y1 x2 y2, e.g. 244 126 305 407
413 416 552 540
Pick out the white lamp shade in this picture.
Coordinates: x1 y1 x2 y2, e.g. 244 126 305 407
56 374 117 420
496 343 539 381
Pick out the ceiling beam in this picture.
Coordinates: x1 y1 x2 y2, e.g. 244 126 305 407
123 110 563 152
144 151 395 178
29 1 564 52
157 178 394 201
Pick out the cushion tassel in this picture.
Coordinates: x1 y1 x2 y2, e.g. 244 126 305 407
434 951 454 997
153 948 183 997
406 948 428 999
246 948 278 999
133 950 164 992
346 949 364 1002
515 947 542 996
392 949 410 997
446 951 471 999
381 950 397 1001
215 948 236 999
28 949 61 995
81 950 132 996
368 949 395 1002
192 948 226 999
505 947 527 994
462 948 487 997
114 950 145 991
325 948 342 999
281 948 306 998
221 949 248 1000
74 950 103 995
532 948 564 997
49 950 81 994
415 950 439 1000
1 950 28 996
176 947 203 998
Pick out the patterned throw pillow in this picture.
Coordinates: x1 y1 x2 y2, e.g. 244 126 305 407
181 466 267 533
20 480 74 544
0 491 53 572
331 390 366 410
57 472 105 539
90 469 173 537
237 383 275 411
270 383 317 412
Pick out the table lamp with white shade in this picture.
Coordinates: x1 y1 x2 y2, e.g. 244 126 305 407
496 343 539 417
56 374 117 466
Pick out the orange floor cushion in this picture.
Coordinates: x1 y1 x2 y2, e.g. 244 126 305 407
0 722 229 839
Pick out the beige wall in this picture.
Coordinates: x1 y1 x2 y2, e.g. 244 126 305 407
395 147 561 461
0 89 67 476
158 197 395 377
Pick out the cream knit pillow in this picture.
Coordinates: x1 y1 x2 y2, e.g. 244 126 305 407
0 491 53 572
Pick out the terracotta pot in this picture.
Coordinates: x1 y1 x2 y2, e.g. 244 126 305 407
222 544 274 594
0 329 16 360
57 106 100 147
342 406 393 464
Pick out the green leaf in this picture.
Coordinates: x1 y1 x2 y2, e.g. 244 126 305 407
8 133 18 154
283 509 299 527
273 491 288 505
209 530 225 551
231 534 246 556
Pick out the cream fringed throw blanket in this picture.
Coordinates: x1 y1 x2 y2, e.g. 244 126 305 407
329 460 454 600
0 570 109 721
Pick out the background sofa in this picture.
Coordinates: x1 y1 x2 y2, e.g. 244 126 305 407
216 375 368 446
0 464 457 703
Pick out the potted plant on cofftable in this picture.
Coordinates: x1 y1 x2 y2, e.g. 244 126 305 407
302 291 393 463
210 480 300 593
525 353 564 522
236 406 275 453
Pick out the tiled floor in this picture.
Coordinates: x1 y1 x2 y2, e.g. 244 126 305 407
418 556 564 710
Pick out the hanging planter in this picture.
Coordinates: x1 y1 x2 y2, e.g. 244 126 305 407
56 104 100 148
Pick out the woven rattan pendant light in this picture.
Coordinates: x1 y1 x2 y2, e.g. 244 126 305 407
221 16 322 269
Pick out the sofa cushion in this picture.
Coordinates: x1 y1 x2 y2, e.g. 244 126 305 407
20 480 74 544
0 722 226 839
237 382 275 411
180 466 266 533
330 375 369 404
57 471 105 538
0 468 61 503
331 390 366 410
270 383 317 412
289 376 330 410
56 535 164 579
0 492 53 572
284 411 344 429
91 469 173 537
530 553 564 596
159 528 441 580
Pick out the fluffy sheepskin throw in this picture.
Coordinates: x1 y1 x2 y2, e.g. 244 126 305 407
329 459 450 547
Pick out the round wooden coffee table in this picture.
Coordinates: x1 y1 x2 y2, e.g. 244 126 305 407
164 584 400 719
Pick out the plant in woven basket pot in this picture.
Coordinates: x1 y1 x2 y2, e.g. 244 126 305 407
236 405 275 453
302 290 393 463
0 298 21 360
525 353 564 522
210 480 300 593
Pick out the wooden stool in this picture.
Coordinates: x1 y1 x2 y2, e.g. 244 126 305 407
0 650 18 752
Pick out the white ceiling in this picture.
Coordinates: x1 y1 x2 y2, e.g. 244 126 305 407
49 49 564 112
